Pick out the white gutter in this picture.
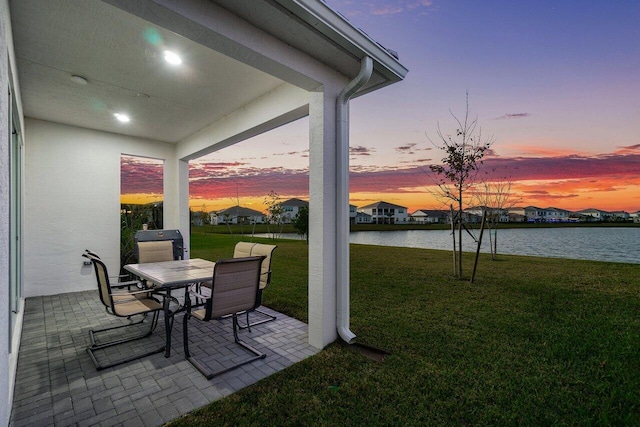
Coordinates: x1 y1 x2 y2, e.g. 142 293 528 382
336 56 373 344
275 0 408 95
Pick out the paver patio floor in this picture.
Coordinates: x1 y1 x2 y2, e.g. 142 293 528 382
10 290 318 426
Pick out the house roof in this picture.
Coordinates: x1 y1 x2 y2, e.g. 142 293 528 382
411 209 448 217
217 206 265 217
359 201 407 210
9 0 407 144
577 208 610 214
282 198 309 207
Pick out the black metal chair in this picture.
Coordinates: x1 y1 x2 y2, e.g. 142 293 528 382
201 242 278 330
183 256 266 379
238 243 277 330
82 252 166 370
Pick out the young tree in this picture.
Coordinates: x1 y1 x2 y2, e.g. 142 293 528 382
474 172 521 260
292 206 309 242
200 204 210 226
264 191 284 239
428 93 494 278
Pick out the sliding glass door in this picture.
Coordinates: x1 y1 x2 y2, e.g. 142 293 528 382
8 84 22 352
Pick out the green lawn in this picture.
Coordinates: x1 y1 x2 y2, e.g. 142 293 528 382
173 229 640 425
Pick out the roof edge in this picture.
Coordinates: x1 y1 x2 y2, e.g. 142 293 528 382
274 0 409 85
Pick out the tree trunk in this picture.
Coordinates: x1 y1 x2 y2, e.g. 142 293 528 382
471 210 487 284
457 197 463 279
493 226 498 258
450 204 457 277
489 222 496 260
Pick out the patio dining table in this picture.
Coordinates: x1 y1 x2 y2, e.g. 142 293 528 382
124 258 215 357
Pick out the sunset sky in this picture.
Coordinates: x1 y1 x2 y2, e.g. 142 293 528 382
121 0 640 214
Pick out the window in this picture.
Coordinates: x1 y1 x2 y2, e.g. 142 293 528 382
120 155 164 265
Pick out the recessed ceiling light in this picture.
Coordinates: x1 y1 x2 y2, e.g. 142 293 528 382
163 50 182 65
70 75 88 85
114 113 130 123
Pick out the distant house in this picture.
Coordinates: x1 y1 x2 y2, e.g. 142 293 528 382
214 206 265 225
281 198 309 223
349 204 360 225
509 206 550 222
465 206 509 223
359 201 408 224
577 208 611 222
630 211 640 223
354 211 373 224
410 209 448 224
545 207 572 222
508 206 575 223
508 212 526 222
610 211 630 221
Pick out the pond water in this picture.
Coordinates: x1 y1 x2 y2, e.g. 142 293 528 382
349 227 640 264
260 227 640 264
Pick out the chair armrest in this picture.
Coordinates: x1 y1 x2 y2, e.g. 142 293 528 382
113 288 153 297
111 280 143 289
186 290 209 301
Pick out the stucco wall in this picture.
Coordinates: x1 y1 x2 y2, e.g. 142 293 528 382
1 1 11 422
23 119 173 297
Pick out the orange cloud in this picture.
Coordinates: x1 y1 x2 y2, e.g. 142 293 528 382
504 145 594 157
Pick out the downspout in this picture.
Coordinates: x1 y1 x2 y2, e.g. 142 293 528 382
336 56 373 343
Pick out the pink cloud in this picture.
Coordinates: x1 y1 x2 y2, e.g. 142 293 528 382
350 145 376 156
122 147 640 210
614 144 640 155
371 6 404 15
495 113 530 120
120 157 163 195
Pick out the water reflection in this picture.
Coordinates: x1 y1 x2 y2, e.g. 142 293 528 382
349 227 640 264
256 227 640 264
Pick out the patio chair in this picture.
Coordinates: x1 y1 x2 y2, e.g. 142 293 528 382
84 249 136 285
200 242 277 330
135 241 176 291
183 256 266 379
82 252 166 370
137 240 175 263
238 243 277 330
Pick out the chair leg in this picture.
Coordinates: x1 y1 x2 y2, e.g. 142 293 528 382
185 314 266 380
236 307 277 330
86 311 164 371
232 314 267 361
89 312 157 349
183 311 192 359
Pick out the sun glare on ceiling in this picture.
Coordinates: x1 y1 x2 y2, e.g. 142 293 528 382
114 113 130 123
163 50 182 65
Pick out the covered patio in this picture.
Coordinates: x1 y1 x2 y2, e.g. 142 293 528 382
0 0 407 424
10 291 317 426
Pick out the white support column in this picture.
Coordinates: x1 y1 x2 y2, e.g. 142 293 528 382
163 156 191 259
177 159 191 258
308 84 340 348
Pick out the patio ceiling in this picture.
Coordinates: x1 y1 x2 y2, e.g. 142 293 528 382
10 0 407 145
10 0 285 143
